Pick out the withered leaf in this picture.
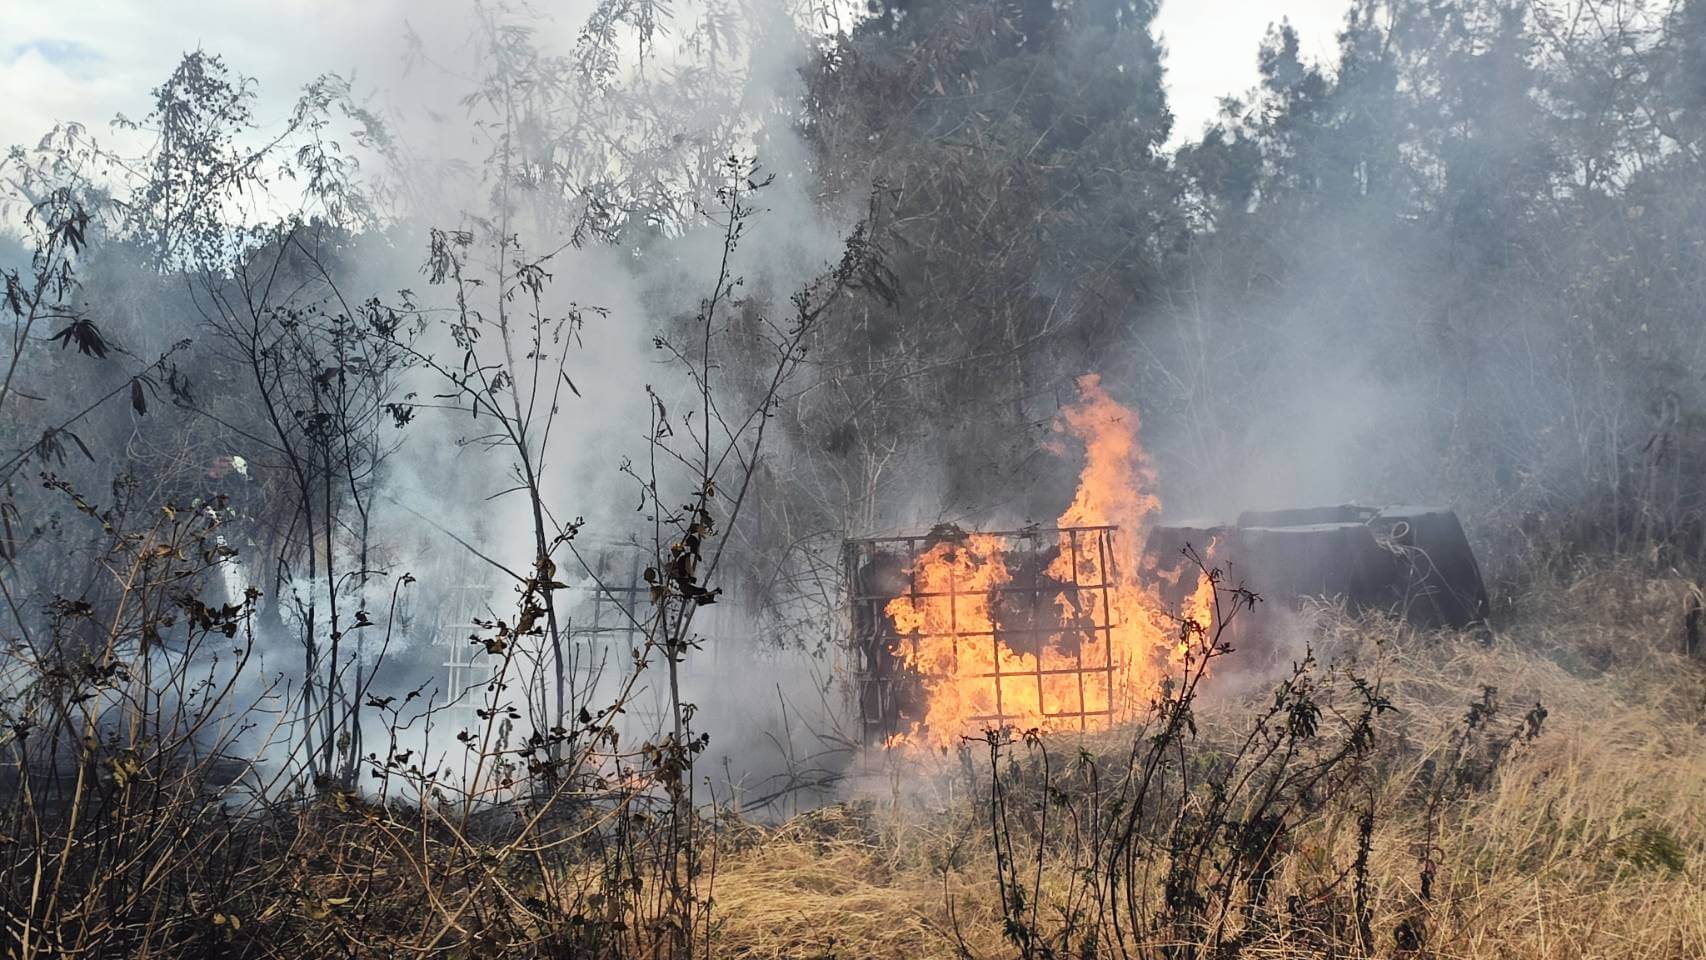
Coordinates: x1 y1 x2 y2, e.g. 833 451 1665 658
48 318 109 358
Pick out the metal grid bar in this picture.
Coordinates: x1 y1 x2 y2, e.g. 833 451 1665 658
844 525 1124 744
435 546 731 742
850 525 1118 546
562 548 735 732
849 583 1114 601
437 583 495 730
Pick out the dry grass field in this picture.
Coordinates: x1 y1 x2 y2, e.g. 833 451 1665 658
710 565 1706 960
12 557 1698 960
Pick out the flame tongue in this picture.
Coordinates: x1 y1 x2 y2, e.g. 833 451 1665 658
1052 373 1160 534
883 374 1210 748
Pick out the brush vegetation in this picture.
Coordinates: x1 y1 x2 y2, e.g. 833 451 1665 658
6 0 1706 958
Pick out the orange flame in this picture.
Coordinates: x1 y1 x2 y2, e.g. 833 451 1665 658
883 375 1212 747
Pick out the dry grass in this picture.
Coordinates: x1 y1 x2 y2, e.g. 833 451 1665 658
10 560 1697 958
709 563 1706 959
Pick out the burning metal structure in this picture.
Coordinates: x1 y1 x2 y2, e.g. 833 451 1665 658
838 377 1491 750
843 501 1490 748
841 376 1217 748
844 524 1135 747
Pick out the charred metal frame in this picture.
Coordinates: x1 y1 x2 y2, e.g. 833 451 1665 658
842 525 1124 745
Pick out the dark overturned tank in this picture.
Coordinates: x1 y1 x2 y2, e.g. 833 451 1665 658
1144 504 1490 633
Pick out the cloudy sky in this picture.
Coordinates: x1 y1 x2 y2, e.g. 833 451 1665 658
1158 0 1347 138
1 0 1351 159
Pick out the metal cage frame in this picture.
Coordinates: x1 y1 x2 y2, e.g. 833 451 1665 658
432 548 670 736
842 525 1125 745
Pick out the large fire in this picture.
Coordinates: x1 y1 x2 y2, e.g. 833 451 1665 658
882 375 1213 747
